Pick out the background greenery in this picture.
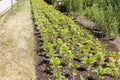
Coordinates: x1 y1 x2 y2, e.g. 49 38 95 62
45 0 120 39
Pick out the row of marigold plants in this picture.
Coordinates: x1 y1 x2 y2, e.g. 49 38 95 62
31 0 120 80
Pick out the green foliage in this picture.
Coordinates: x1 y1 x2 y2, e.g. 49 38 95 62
83 0 120 38
92 67 112 80
80 75 88 80
63 0 83 15
50 57 61 70
52 0 120 39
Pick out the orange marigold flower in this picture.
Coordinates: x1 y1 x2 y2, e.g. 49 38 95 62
98 48 102 51
108 57 115 62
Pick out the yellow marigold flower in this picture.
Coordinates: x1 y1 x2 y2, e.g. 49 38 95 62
63 43 67 47
77 43 80 46
68 50 72 53
118 52 120 55
95 42 99 46
73 28 76 31
57 38 61 41
77 32 80 35
57 38 62 41
89 53 93 56
108 57 115 62
96 38 98 41
42 29 47 33
98 48 102 51
47 22 52 25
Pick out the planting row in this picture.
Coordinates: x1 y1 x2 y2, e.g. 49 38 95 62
31 0 120 80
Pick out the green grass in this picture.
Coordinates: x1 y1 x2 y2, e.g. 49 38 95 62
0 0 36 79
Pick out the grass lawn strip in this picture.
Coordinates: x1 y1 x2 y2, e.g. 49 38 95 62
0 0 36 80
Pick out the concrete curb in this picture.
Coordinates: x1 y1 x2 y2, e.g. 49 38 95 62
0 0 17 17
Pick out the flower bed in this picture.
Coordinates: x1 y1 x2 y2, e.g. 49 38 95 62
31 0 120 80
